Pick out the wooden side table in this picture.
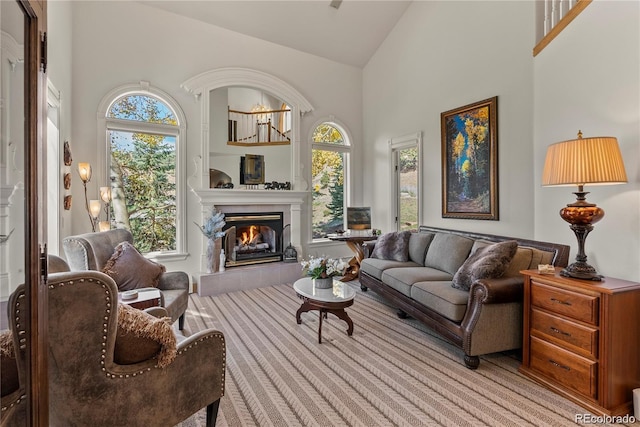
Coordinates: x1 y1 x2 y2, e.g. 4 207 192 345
118 288 162 310
519 269 640 416
328 235 377 281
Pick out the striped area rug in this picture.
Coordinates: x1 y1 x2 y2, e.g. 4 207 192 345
176 282 621 427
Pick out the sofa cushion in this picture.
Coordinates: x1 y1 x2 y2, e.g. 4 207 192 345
424 233 474 275
408 232 435 266
382 267 453 297
360 258 420 280
115 303 177 368
452 240 518 291
103 242 166 291
503 246 534 278
411 281 469 323
371 231 411 262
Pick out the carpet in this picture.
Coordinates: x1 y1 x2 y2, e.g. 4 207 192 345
176 282 623 427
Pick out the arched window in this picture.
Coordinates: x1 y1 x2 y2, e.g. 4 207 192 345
311 121 351 239
100 83 186 258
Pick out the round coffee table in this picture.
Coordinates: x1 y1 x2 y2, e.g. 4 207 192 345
293 277 356 343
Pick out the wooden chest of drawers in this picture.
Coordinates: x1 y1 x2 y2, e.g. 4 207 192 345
520 270 640 416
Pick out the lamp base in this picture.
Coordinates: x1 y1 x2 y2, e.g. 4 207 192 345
560 262 603 281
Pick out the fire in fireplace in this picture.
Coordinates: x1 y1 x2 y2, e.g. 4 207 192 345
222 212 284 267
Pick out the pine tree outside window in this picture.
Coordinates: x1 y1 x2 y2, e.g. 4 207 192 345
311 122 351 240
102 86 186 258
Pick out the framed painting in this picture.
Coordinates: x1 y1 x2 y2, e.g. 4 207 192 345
440 96 498 220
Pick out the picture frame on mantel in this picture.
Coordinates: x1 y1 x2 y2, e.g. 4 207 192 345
440 96 498 220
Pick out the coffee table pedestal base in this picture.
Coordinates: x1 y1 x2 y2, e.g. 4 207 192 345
295 297 354 343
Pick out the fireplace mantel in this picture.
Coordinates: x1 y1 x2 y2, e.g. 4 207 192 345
193 189 308 206
193 189 308 271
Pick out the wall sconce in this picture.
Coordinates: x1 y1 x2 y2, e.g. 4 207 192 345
542 131 627 280
78 162 96 231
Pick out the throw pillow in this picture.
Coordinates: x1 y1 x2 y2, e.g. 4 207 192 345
102 242 166 291
451 240 519 291
115 303 177 368
371 231 411 262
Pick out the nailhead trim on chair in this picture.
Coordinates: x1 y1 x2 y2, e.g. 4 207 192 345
1 394 26 413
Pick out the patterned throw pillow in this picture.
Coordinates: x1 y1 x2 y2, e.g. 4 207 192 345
102 241 166 291
371 231 412 262
451 240 519 291
115 303 176 368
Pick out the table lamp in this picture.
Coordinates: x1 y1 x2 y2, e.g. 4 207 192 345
542 131 627 280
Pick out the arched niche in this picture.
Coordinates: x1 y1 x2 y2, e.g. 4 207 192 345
181 68 313 190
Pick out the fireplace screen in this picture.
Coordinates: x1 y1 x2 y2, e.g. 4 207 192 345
223 212 283 267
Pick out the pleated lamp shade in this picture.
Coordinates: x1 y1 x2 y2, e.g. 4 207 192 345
542 132 628 187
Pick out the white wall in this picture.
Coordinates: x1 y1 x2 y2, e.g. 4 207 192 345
533 1 640 282
363 1 536 237
46 0 73 256
62 0 363 273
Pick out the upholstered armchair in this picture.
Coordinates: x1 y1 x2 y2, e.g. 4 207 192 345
0 315 25 427
63 229 189 329
8 271 225 426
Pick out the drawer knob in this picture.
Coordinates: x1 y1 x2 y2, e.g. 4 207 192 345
550 326 572 337
550 298 572 306
549 359 571 371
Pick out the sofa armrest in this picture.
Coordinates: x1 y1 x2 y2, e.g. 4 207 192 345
362 241 376 258
158 271 190 291
469 276 523 305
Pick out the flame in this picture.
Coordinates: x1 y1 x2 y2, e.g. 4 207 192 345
240 225 258 245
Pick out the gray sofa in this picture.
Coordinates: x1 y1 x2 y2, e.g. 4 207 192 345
359 226 570 369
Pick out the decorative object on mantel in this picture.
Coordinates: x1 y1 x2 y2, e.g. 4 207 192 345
301 256 347 289
542 130 627 280
264 181 291 190
195 209 226 273
209 169 233 189
240 154 265 186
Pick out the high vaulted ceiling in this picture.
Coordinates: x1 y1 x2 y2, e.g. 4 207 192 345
139 1 412 68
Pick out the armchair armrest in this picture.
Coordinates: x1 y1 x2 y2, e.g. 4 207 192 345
469 276 523 305
158 271 190 291
144 306 169 318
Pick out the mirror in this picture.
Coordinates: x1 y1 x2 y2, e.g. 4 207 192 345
209 87 292 187
0 0 26 317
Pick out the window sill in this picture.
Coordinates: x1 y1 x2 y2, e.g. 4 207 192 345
145 252 189 263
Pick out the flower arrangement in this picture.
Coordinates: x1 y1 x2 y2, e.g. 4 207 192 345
195 209 226 240
301 256 347 279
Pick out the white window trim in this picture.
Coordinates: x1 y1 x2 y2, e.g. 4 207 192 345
389 132 422 232
96 81 188 260
309 117 353 244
